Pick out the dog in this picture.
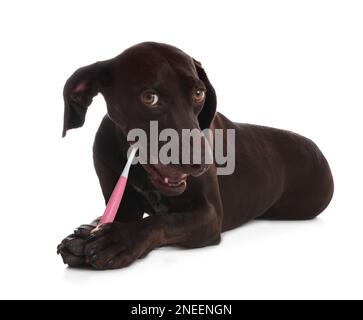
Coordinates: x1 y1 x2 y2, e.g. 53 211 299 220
57 42 334 270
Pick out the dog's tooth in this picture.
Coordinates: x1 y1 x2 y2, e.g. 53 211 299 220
164 177 169 184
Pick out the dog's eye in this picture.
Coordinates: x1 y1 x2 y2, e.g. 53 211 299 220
193 89 206 103
141 91 159 107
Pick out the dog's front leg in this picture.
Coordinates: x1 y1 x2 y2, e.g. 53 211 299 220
84 201 222 270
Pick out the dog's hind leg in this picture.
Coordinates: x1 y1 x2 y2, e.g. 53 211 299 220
258 146 334 221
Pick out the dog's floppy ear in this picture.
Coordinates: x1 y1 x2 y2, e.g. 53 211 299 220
62 61 112 137
193 59 217 129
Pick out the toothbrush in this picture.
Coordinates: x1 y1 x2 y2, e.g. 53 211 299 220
98 147 137 225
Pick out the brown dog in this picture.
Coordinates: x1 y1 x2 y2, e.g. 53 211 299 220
57 42 334 270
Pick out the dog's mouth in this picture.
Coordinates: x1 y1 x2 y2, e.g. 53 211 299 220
141 163 188 196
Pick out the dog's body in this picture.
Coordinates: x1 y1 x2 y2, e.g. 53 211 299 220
58 42 334 269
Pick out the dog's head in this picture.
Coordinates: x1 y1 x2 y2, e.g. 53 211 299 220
62 42 217 196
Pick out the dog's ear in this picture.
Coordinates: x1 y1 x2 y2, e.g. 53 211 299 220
62 61 112 137
193 59 217 129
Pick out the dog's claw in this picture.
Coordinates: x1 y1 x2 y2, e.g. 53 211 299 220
88 249 96 256
105 260 114 269
87 234 97 242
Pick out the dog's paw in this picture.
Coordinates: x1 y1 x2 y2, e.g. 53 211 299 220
57 234 87 267
84 222 151 270
57 221 99 268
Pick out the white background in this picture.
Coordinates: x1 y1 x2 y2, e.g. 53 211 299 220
0 0 362 300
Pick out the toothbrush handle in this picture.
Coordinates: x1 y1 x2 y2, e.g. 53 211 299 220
99 176 128 225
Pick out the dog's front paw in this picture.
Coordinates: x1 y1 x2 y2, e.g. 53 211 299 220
84 222 152 270
57 234 87 267
57 220 100 268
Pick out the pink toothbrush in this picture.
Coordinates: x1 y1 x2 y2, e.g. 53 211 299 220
98 147 137 225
